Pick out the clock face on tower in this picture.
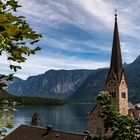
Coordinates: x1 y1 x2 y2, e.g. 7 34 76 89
121 80 125 86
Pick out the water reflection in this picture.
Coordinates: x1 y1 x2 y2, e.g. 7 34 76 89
10 103 93 133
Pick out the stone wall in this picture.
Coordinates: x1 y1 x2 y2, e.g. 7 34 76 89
87 104 112 138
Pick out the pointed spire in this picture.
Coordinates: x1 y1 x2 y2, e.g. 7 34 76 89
115 9 117 19
109 10 123 82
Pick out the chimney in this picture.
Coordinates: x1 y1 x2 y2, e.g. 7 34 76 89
42 125 52 136
47 125 52 133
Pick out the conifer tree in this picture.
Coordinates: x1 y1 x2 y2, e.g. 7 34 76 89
31 112 42 127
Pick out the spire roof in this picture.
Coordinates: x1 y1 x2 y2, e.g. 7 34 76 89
108 11 123 82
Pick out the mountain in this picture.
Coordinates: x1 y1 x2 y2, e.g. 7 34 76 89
6 70 93 99
69 68 108 103
125 55 140 103
70 55 140 104
6 77 25 96
6 55 140 104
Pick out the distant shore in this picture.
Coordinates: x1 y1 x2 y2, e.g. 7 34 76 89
0 90 65 105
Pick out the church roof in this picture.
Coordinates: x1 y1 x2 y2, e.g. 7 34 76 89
106 12 123 83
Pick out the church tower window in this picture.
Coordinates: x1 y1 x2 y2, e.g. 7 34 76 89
111 92 116 98
122 92 126 99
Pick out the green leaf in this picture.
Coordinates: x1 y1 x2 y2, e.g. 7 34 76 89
10 65 21 72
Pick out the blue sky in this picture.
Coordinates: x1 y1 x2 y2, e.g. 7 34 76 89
1 0 140 79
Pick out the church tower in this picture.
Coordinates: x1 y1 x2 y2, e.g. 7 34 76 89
105 12 128 115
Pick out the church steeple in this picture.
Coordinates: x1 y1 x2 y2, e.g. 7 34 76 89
110 11 123 82
106 11 123 84
105 11 128 115
87 11 129 138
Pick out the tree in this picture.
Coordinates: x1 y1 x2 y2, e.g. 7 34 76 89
31 112 42 127
0 98 16 139
0 0 42 88
97 91 140 140
0 0 42 138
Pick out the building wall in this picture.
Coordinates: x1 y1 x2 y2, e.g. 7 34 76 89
106 72 128 115
119 73 128 115
87 104 112 138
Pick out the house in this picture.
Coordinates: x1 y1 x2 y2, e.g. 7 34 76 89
4 124 88 140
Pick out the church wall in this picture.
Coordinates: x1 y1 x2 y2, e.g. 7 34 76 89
105 84 120 111
87 104 112 138
119 78 128 115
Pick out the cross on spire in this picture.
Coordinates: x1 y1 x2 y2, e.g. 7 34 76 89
115 9 117 18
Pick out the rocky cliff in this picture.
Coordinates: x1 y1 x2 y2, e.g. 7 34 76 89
6 70 92 99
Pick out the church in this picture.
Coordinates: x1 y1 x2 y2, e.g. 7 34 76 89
87 12 140 137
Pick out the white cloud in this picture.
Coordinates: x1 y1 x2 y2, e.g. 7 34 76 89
121 42 138 63
16 54 109 79
0 53 109 79
18 0 140 38
17 0 140 51
1 0 140 79
44 36 110 54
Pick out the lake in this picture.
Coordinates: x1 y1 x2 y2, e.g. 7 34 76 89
9 103 93 134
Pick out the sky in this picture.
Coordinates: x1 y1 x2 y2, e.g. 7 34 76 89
1 0 140 79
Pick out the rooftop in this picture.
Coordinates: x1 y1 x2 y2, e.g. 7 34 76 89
4 124 88 140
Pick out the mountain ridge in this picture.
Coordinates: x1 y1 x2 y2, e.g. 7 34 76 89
70 55 140 104
6 55 140 104
6 69 93 99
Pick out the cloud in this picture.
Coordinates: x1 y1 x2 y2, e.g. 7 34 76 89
1 0 139 79
18 0 140 38
121 42 139 62
0 54 109 79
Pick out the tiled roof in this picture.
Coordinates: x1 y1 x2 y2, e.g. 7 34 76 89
4 124 88 140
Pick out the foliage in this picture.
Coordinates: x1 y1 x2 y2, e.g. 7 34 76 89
16 96 65 105
0 0 42 138
0 90 65 105
0 103 16 139
97 91 140 140
0 0 42 89
31 112 42 126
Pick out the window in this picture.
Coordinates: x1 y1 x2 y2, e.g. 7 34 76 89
111 92 116 98
122 92 126 99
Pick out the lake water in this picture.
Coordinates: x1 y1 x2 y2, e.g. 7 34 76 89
9 103 93 134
